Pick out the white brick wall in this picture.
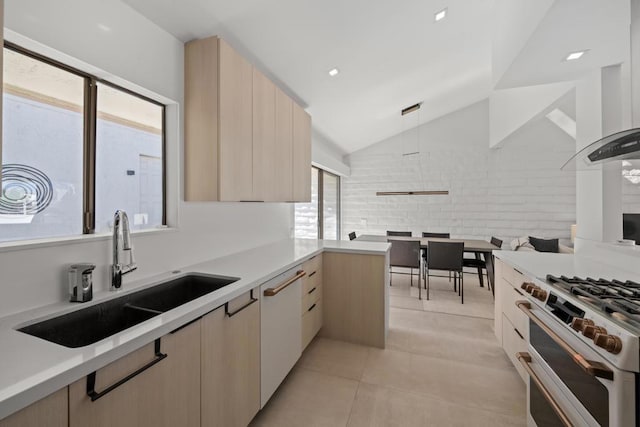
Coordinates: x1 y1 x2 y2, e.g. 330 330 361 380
342 100 577 245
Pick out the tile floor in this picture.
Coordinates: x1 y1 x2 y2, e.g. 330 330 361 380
250 273 526 427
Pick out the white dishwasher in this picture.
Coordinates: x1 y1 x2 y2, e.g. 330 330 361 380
260 266 305 407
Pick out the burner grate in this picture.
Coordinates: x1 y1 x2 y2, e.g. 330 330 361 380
546 274 640 330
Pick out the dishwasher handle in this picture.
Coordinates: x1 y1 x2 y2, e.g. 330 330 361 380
263 270 306 297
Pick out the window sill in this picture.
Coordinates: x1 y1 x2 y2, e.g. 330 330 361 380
0 226 177 253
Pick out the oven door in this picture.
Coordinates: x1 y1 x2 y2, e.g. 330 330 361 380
517 301 636 427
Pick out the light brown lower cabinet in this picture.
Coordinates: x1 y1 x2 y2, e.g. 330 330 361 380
201 289 260 427
0 388 67 427
301 255 323 351
321 252 388 348
68 319 201 427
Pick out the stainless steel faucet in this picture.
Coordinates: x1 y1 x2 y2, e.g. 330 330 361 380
111 210 137 291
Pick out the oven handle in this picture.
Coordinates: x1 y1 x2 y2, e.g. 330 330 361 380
517 352 574 427
516 301 613 380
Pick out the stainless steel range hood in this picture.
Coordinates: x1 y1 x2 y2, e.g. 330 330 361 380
561 128 640 170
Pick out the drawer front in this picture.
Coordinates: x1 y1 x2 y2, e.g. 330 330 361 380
303 270 322 294
503 263 526 288
302 284 322 314
301 299 322 351
502 314 528 383
502 280 528 336
303 254 322 276
302 255 322 293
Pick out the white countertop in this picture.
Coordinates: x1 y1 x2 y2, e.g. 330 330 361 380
0 238 390 420
495 250 640 283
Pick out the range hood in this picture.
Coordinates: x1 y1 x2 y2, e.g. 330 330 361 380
561 128 640 171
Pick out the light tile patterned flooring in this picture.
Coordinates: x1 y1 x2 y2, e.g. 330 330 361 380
250 273 526 427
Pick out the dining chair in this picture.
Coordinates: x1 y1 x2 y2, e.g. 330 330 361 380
387 231 412 237
389 239 421 288
462 236 502 294
348 231 357 240
424 241 464 303
421 232 451 285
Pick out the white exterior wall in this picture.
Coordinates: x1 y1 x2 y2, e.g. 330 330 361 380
342 100 576 244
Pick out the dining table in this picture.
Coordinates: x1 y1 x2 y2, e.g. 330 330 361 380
354 234 501 292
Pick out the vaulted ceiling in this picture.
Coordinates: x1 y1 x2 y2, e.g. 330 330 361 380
123 0 630 153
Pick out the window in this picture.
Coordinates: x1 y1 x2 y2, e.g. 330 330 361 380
1 44 165 242
294 167 340 239
94 83 164 233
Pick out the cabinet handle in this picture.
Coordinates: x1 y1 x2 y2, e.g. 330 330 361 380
517 352 574 427
514 268 523 275
513 287 523 296
86 338 167 402
308 271 317 277
514 328 524 340
225 289 258 317
264 270 306 297
308 287 317 295
308 303 316 312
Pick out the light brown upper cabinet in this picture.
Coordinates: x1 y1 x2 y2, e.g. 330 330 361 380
292 103 312 202
252 68 276 201
184 35 312 202
272 86 294 201
185 36 253 201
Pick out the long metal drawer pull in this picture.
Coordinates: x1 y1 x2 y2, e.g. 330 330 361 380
308 303 316 312
516 352 574 427
516 301 613 380
225 289 258 317
86 338 167 402
308 271 317 277
308 287 317 295
264 270 306 297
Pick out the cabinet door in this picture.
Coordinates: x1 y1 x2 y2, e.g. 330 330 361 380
252 68 276 201
273 87 293 201
69 320 201 427
494 259 505 344
502 314 528 383
202 290 260 427
184 36 219 201
218 38 253 201
292 102 311 202
321 252 386 348
0 388 67 427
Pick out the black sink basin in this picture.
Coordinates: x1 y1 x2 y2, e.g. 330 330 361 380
17 273 239 348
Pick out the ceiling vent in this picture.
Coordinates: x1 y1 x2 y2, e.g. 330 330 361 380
401 103 421 116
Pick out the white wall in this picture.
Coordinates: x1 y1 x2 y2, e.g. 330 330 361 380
342 100 576 244
311 130 350 177
491 0 555 88
0 0 292 316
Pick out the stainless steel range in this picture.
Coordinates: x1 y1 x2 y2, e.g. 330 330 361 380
515 275 640 427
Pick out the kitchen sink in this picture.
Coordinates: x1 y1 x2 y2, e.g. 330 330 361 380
17 273 239 348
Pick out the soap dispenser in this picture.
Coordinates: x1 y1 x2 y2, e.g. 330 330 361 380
69 263 96 303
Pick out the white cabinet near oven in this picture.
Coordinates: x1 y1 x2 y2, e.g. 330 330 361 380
494 258 530 382
260 267 304 407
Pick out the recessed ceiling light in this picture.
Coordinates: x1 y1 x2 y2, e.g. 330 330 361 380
564 50 588 61
328 68 339 77
434 8 447 22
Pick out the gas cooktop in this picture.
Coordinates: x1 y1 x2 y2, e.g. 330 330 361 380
546 275 640 334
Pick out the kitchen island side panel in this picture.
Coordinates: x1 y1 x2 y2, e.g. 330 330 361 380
320 252 387 348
